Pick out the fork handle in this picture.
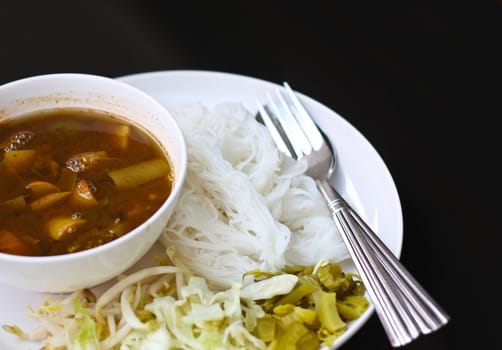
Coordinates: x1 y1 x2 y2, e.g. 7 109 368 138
316 179 450 347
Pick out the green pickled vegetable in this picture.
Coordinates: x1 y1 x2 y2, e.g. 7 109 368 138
275 280 316 306
337 295 370 320
250 259 369 349
297 329 320 350
255 314 277 342
274 322 308 350
315 290 346 332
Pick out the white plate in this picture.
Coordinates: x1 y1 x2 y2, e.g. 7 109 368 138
0 70 403 350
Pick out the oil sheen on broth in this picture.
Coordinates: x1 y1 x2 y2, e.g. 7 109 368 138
0 108 173 256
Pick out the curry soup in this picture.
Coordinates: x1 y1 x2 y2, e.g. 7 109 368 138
0 108 173 256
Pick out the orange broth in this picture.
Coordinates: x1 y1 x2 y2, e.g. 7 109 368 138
0 108 173 256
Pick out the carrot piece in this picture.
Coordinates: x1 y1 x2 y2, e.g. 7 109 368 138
0 230 33 256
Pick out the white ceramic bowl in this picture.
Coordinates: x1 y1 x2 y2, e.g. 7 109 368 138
0 73 187 293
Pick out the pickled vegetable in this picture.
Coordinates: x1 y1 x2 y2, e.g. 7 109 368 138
248 259 369 348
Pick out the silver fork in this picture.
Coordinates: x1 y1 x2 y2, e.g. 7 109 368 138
256 82 450 348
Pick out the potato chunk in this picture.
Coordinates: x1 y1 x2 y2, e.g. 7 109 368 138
46 217 86 240
1 149 37 172
68 180 98 208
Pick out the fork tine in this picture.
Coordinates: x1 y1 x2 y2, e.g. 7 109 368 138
269 91 310 160
256 100 292 158
282 82 325 151
257 83 327 163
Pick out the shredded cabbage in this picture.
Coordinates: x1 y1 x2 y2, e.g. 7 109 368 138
70 299 100 350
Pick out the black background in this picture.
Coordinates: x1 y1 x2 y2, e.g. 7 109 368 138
1 1 500 349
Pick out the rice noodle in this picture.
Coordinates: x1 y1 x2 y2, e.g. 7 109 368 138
161 103 348 289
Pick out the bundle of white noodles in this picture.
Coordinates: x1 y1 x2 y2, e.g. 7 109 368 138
161 103 348 289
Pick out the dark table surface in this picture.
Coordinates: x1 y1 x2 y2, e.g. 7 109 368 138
1 1 500 349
